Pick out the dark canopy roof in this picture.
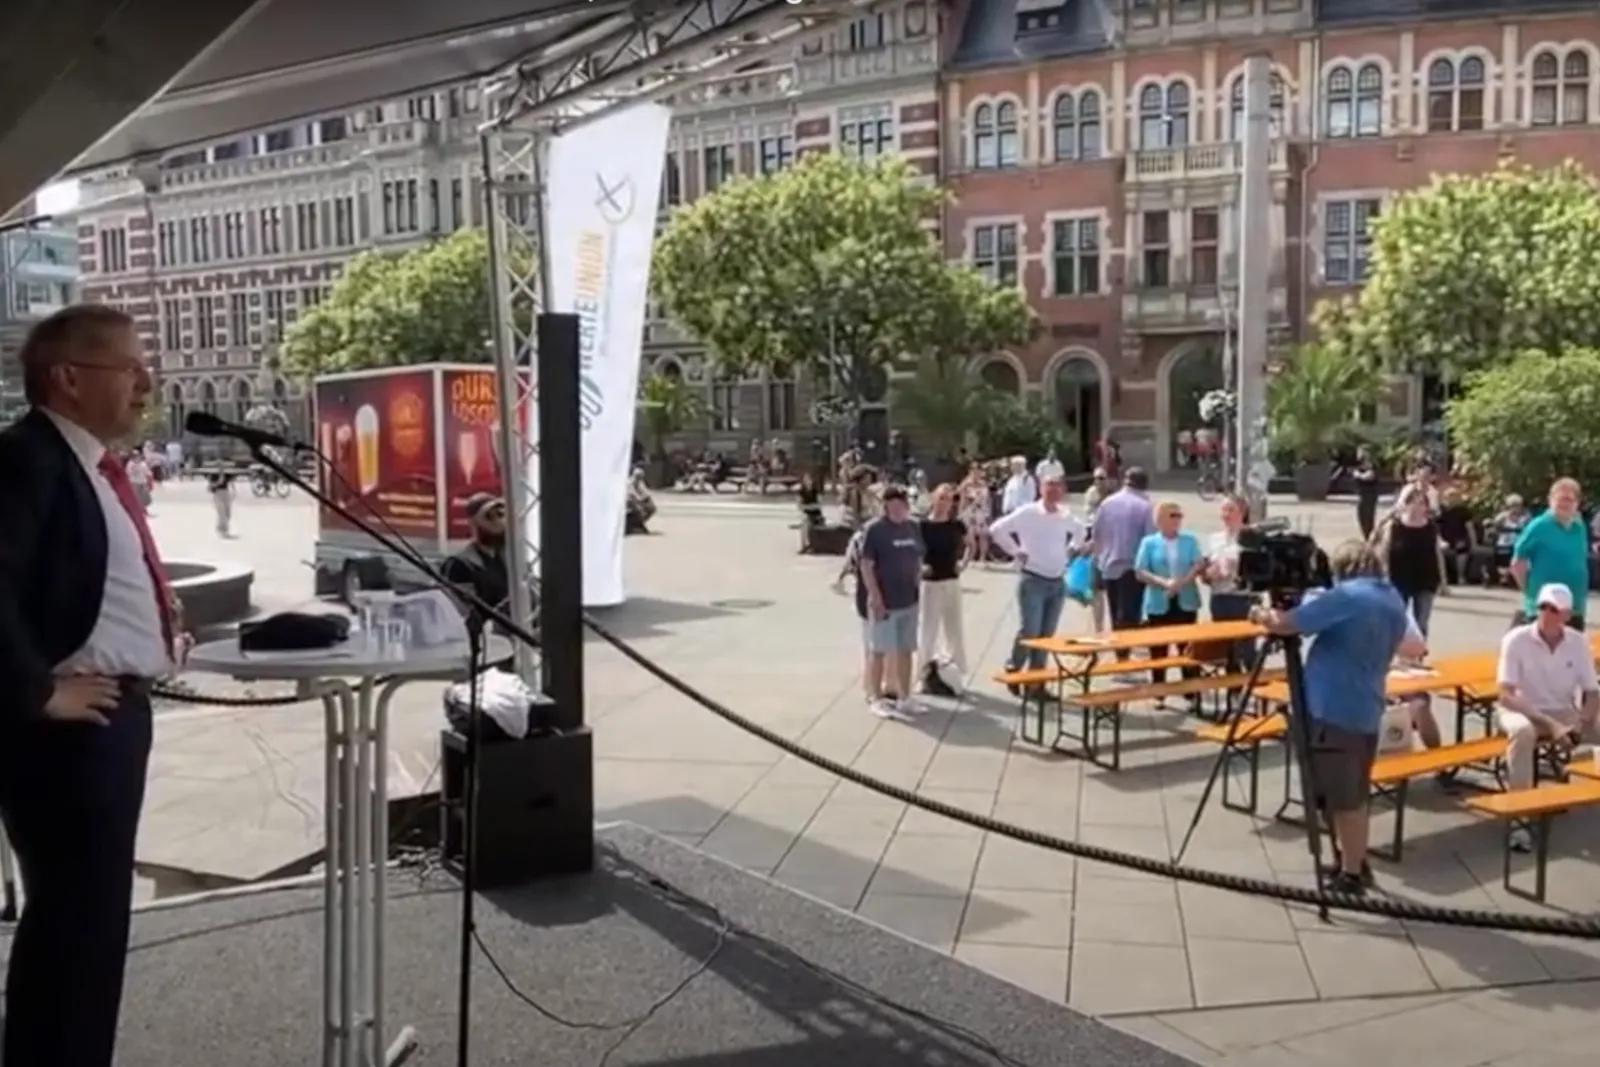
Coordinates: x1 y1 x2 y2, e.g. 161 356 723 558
0 0 619 216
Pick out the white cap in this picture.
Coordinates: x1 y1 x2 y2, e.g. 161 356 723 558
1536 583 1574 612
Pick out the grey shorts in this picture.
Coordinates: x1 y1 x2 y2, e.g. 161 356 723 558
868 605 919 654
1307 721 1378 814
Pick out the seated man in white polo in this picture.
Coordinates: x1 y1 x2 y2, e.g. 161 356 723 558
1497 582 1600 851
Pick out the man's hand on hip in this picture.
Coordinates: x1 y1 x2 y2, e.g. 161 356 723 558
44 675 121 726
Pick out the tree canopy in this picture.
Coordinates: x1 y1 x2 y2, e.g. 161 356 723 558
281 229 495 378
1314 163 1600 374
651 154 1034 410
1266 342 1383 463
1447 347 1600 506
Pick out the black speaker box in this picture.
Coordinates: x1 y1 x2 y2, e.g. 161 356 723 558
440 724 594 887
803 523 854 556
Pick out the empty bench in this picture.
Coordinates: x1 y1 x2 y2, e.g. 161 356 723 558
1061 670 1286 770
1464 777 1600 902
994 655 1197 746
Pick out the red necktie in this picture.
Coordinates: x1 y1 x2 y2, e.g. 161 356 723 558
97 452 177 659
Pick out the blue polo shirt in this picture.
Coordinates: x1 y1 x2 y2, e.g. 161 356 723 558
1513 510 1590 619
1289 578 1409 735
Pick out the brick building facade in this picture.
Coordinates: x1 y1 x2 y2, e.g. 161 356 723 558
943 0 1600 471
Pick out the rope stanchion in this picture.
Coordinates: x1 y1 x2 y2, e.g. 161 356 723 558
582 614 1600 941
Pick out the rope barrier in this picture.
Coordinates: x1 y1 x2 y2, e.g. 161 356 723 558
152 683 308 707
582 614 1600 940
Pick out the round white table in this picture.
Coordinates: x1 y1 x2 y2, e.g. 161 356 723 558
188 634 509 1067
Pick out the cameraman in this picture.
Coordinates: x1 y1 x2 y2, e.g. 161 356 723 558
1249 540 1425 895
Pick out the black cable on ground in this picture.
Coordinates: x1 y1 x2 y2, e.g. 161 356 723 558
581 613 1600 940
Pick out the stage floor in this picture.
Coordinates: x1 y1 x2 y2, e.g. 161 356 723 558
4 824 1192 1066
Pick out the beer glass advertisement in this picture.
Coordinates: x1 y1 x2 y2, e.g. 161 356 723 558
441 368 519 541
315 370 438 536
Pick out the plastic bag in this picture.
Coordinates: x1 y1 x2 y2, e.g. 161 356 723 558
1064 555 1094 605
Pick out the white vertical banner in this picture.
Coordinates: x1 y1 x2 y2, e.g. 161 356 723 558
538 102 670 606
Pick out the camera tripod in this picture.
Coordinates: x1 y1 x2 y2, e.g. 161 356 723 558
1175 606 1335 921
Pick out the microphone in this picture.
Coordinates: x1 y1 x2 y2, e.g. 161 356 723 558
184 411 310 451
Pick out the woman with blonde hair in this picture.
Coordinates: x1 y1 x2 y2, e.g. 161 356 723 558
1134 500 1207 686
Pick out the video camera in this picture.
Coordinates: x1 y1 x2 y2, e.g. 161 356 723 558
1237 520 1330 603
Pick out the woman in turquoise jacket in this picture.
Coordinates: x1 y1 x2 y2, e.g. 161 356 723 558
1135 500 1206 685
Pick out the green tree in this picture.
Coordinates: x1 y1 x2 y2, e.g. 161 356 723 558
891 359 1003 460
281 229 503 378
651 154 1033 410
637 371 705 462
1315 163 1600 374
1267 343 1383 465
977 394 1080 470
1447 347 1600 506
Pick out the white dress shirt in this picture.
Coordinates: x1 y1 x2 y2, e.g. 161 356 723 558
42 410 172 678
988 501 1087 581
1498 622 1598 717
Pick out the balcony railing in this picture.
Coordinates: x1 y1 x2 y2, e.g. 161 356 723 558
795 38 936 90
1122 282 1289 332
1125 140 1286 182
160 143 358 190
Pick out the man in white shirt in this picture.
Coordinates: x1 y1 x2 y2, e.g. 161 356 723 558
1034 447 1065 485
999 455 1038 516
1497 582 1600 849
0 304 184 1067
990 474 1087 679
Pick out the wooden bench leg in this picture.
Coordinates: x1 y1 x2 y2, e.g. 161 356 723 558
1503 815 1555 904
1275 743 1306 827
1367 780 1408 863
1221 740 1262 815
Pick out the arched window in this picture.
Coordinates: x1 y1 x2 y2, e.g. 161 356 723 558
1326 67 1354 138
1139 81 1188 148
1459 56 1486 129
996 101 1020 167
972 103 996 169
979 359 1020 395
1427 58 1456 131
1356 63 1384 135
1533 49 1590 126
1078 90 1101 159
1052 90 1102 162
1229 73 1285 140
201 380 218 415
1053 94 1076 160
167 382 186 439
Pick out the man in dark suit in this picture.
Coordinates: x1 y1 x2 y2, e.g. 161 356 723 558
0 304 183 1066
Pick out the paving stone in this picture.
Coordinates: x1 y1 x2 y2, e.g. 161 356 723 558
960 889 1073 948
1069 942 1194 1015
953 942 1070 1003
867 832 982 897
972 832 1077 892
856 891 968 952
1186 937 1318 1009
1296 929 1437 998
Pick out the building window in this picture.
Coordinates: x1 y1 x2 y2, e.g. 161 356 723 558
302 286 322 309
263 128 292 153
99 227 127 273
196 296 216 349
710 382 739 431
1051 218 1100 296
260 207 283 255
407 95 436 121
973 223 1019 286
973 103 996 168
229 293 248 345
1228 73 1286 140
1052 90 1102 161
224 212 245 259
334 197 353 245
297 203 319 250
405 179 418 232
970 102 1015 168
703 145 735 193
767 381 795 431
163 299 181 351
840 116 894 161
847 13 885 51
1356 64 1384 136
189 218 210 264
319 116 347 143
1142 211 1171 288
1191 208 1219 286
264 289 284 342
1129 0 1158 28
1173 0 1204 22
1531 50 1590 126
1428 56 1486 132
759 135 793 174
1324 198 1380 285
157 221 175 267
1139 82 1190 148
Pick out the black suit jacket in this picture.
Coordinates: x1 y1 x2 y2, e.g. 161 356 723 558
0 408 110 723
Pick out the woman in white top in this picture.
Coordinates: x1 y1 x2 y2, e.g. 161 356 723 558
1203 494 1258 666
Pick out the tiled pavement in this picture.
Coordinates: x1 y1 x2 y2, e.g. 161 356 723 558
141 481 1600 1065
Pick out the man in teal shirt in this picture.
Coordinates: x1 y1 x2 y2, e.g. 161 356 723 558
1512 477 1591 630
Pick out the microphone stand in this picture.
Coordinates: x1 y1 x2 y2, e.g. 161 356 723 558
245 441 534 1067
